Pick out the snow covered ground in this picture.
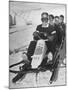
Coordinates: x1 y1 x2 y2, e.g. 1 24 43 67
9 1 66 88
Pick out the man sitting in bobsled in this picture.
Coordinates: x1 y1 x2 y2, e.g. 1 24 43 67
20 12 62 71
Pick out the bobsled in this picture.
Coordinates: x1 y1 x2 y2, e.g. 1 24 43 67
9 31 62 84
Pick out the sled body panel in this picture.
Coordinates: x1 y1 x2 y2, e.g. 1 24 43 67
31 40 47 69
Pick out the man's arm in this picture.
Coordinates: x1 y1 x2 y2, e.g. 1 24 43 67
33 25 41 40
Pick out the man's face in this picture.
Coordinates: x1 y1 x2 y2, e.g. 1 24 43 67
49 16 53 22
54 18 59 25
59 17 64 23
41 14 48 23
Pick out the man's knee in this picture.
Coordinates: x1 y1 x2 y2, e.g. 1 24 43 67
27 41 37 60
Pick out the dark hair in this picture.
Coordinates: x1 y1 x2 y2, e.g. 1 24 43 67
49 14 54 19
41 12 48 17
60 15 64 18
55 16 59 19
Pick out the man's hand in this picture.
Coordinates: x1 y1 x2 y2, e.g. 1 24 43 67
44 33 47 37
33 31 39 37
48 36 54 41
